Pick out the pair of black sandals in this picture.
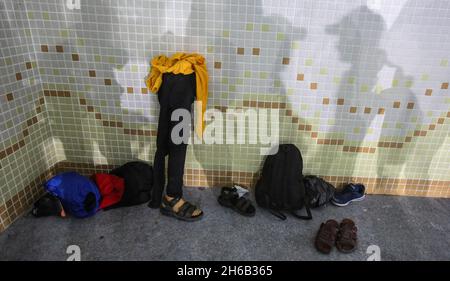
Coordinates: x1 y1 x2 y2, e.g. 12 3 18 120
217 186 256 217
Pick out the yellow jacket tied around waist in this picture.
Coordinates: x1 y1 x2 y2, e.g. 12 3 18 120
145 53 208 138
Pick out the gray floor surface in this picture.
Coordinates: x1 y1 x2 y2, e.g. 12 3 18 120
0 187 449 261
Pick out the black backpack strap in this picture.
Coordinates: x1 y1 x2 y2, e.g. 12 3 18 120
291 199 312 220
268 209 287 220
264 193 287 220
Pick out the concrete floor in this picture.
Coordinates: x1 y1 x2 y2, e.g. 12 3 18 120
0 187 449 261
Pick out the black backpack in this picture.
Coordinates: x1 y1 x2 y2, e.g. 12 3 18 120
108 161 153 208
303 175 335 208
255 144 312 220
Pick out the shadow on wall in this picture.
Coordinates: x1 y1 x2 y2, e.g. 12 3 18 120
47 0 151 168
379 0 447 196
315 3 446 195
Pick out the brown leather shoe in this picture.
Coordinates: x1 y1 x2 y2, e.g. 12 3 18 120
315 219 339 254
336 218 358 253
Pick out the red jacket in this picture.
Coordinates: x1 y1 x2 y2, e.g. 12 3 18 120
93 174 125 209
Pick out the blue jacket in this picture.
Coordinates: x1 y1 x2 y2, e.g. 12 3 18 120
44 172 100 218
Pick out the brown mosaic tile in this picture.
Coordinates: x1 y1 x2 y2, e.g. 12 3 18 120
310 83 317 90
322 98 329 105
6 93 14 101
393 101 401 108
349 107 357 113
141 87 148 94
89 70 96 77
16 73 22 81
237 47 244 55
442 82 449 89
364 107 371 114
26 62 32 69
425 89 432 96
437 117 445 124
56 45 64 52
297 73 304 81
41 45 48 52
337 98 344 105
214 62 221 69
127 87 134 94
72 53 79 61
405 136 412 142
407 102 414 109
104 79 112 85
252 48 260 55
311 132 318 138
378 108 385 114
282 57 290 65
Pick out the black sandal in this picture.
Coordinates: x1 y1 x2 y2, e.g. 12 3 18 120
160 196 203 222
218 187 256 217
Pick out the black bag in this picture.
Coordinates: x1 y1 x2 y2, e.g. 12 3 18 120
255 144 312 220
109 161 153 208
303 175 335 208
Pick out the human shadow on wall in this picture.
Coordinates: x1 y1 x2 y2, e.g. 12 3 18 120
314 6 389 186
376 0 448 196
319 4 440 196
187 0 308 190
49 1 150 172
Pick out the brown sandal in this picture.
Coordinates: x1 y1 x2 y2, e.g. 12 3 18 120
315 219 339 254
336 218 358 253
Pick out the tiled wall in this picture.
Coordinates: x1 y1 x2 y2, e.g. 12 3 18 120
1 0 449 231
0 0 59 232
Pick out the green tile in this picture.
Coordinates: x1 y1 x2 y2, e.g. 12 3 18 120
360 84 369 92
60 30 69 38
42 12 50 20
276 33 285 41
261 24 270 32
291 41 300 49
245 23 254 31
305 58 313 66
260 72 267 79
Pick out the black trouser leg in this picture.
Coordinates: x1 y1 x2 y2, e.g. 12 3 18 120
149 73 195 208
